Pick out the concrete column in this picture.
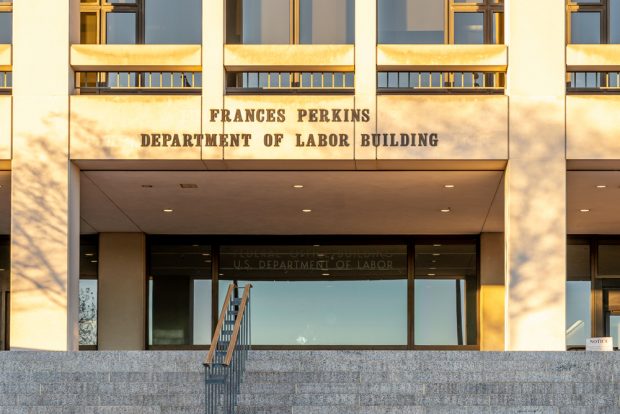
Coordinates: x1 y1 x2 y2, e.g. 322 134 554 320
505 0 566 350
202 0 224 159
480 232 505 351
10 0 81 350
98 233 146 350
354 0 378 161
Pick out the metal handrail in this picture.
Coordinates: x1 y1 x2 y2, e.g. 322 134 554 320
224 284 251 366
204 283 235 366
203 283 252 414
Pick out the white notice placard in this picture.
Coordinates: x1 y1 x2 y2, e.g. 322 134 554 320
586 337 614 352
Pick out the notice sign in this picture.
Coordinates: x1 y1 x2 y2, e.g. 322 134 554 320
586 337 613 352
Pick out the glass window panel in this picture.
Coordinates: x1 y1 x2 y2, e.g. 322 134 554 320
79 279 98 346
454 13 484 44
566 281 591 347
0 12 12 44
567 242 590 281
415 244 477 277
598 244 620 277
571 12 601 44
299 0 354 44
80 240 98 277
378 72 388 88
150 275 191 345
612 0 620 44
220 245 407 280
106 12 137 44
378 0 444 44
610 315 620 349
0 240 8 351
193 280 212 345
220 280 407 345
145 0 201 44
238 0 290 44
150 243 212 277
415 279 467 345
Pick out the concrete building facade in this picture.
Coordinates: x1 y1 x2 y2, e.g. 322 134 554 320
0 0 619 353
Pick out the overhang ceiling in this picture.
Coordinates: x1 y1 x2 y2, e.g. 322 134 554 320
80 170 504 235
567 171 620 234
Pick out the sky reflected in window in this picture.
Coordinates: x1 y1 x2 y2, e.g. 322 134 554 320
378 0 444 44
145 0 201 44
571 12 601 44
566 281 591 346
0 13 11 44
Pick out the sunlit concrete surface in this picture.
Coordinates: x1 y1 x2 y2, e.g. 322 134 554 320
567 95 620 159
71 45 202 71
378 45 507 71
567 44 620 71
0 45 10 70
225 45 354 71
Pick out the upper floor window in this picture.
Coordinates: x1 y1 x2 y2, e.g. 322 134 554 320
0 1 11 44
568 0 620 44
80 0 201 44
226 0 355 44
378 0 504 44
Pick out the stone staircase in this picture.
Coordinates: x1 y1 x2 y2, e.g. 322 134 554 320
0 350 619 413
237 351 620 414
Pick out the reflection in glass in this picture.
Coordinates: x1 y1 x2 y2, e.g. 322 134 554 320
150 275 191 345
79 280 98 346
598 244 620 277
571 12 601 44
415 279 466 345
611 315 620 348
220 280 407 345
454 13 484 44
567 243 590 280
80 12 98 45
612 0 620 43
566 281 591 347
106 12 137 44
491 12 504 44
145 0 201 44
227 0 290 44
0 12 11 44
378 0 444 44
193 280 212 345
414 244 477 277
299 0 354 44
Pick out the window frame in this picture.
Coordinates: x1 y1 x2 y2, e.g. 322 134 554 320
567 0 609 44
146 235 480 351
80 0 144 44
226 0 355 45
449 0 505 44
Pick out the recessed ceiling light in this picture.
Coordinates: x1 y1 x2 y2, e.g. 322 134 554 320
322 273 331 276
428 273 436 276
163 209 174 213
313 244 320 247
141 185 153 188
440 208 452 213
432 253 441 256
192 244 199 247
90 260 98 263
433 244 441 247
293 185 304 189
579 209 591 213
180 184 198 189
85 253 94 257
444 185 455 188
219 273 224 276
430 267 437 270
202 253 210 256
596 185 607 189
302 209 312 213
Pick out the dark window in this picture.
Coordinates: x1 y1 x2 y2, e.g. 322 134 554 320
567 0 620 44
80 0 201 44
148 242 212 347
378 0 504 45
226 0 354 44
0 12 11 44
598 242 620 277
79 235 99 349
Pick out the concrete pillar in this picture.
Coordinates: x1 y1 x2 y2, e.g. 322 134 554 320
98 233 146 350
480 232 505 351
354 0 378 161
10 0 81 351
505 0 566 350
203 0 224 158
